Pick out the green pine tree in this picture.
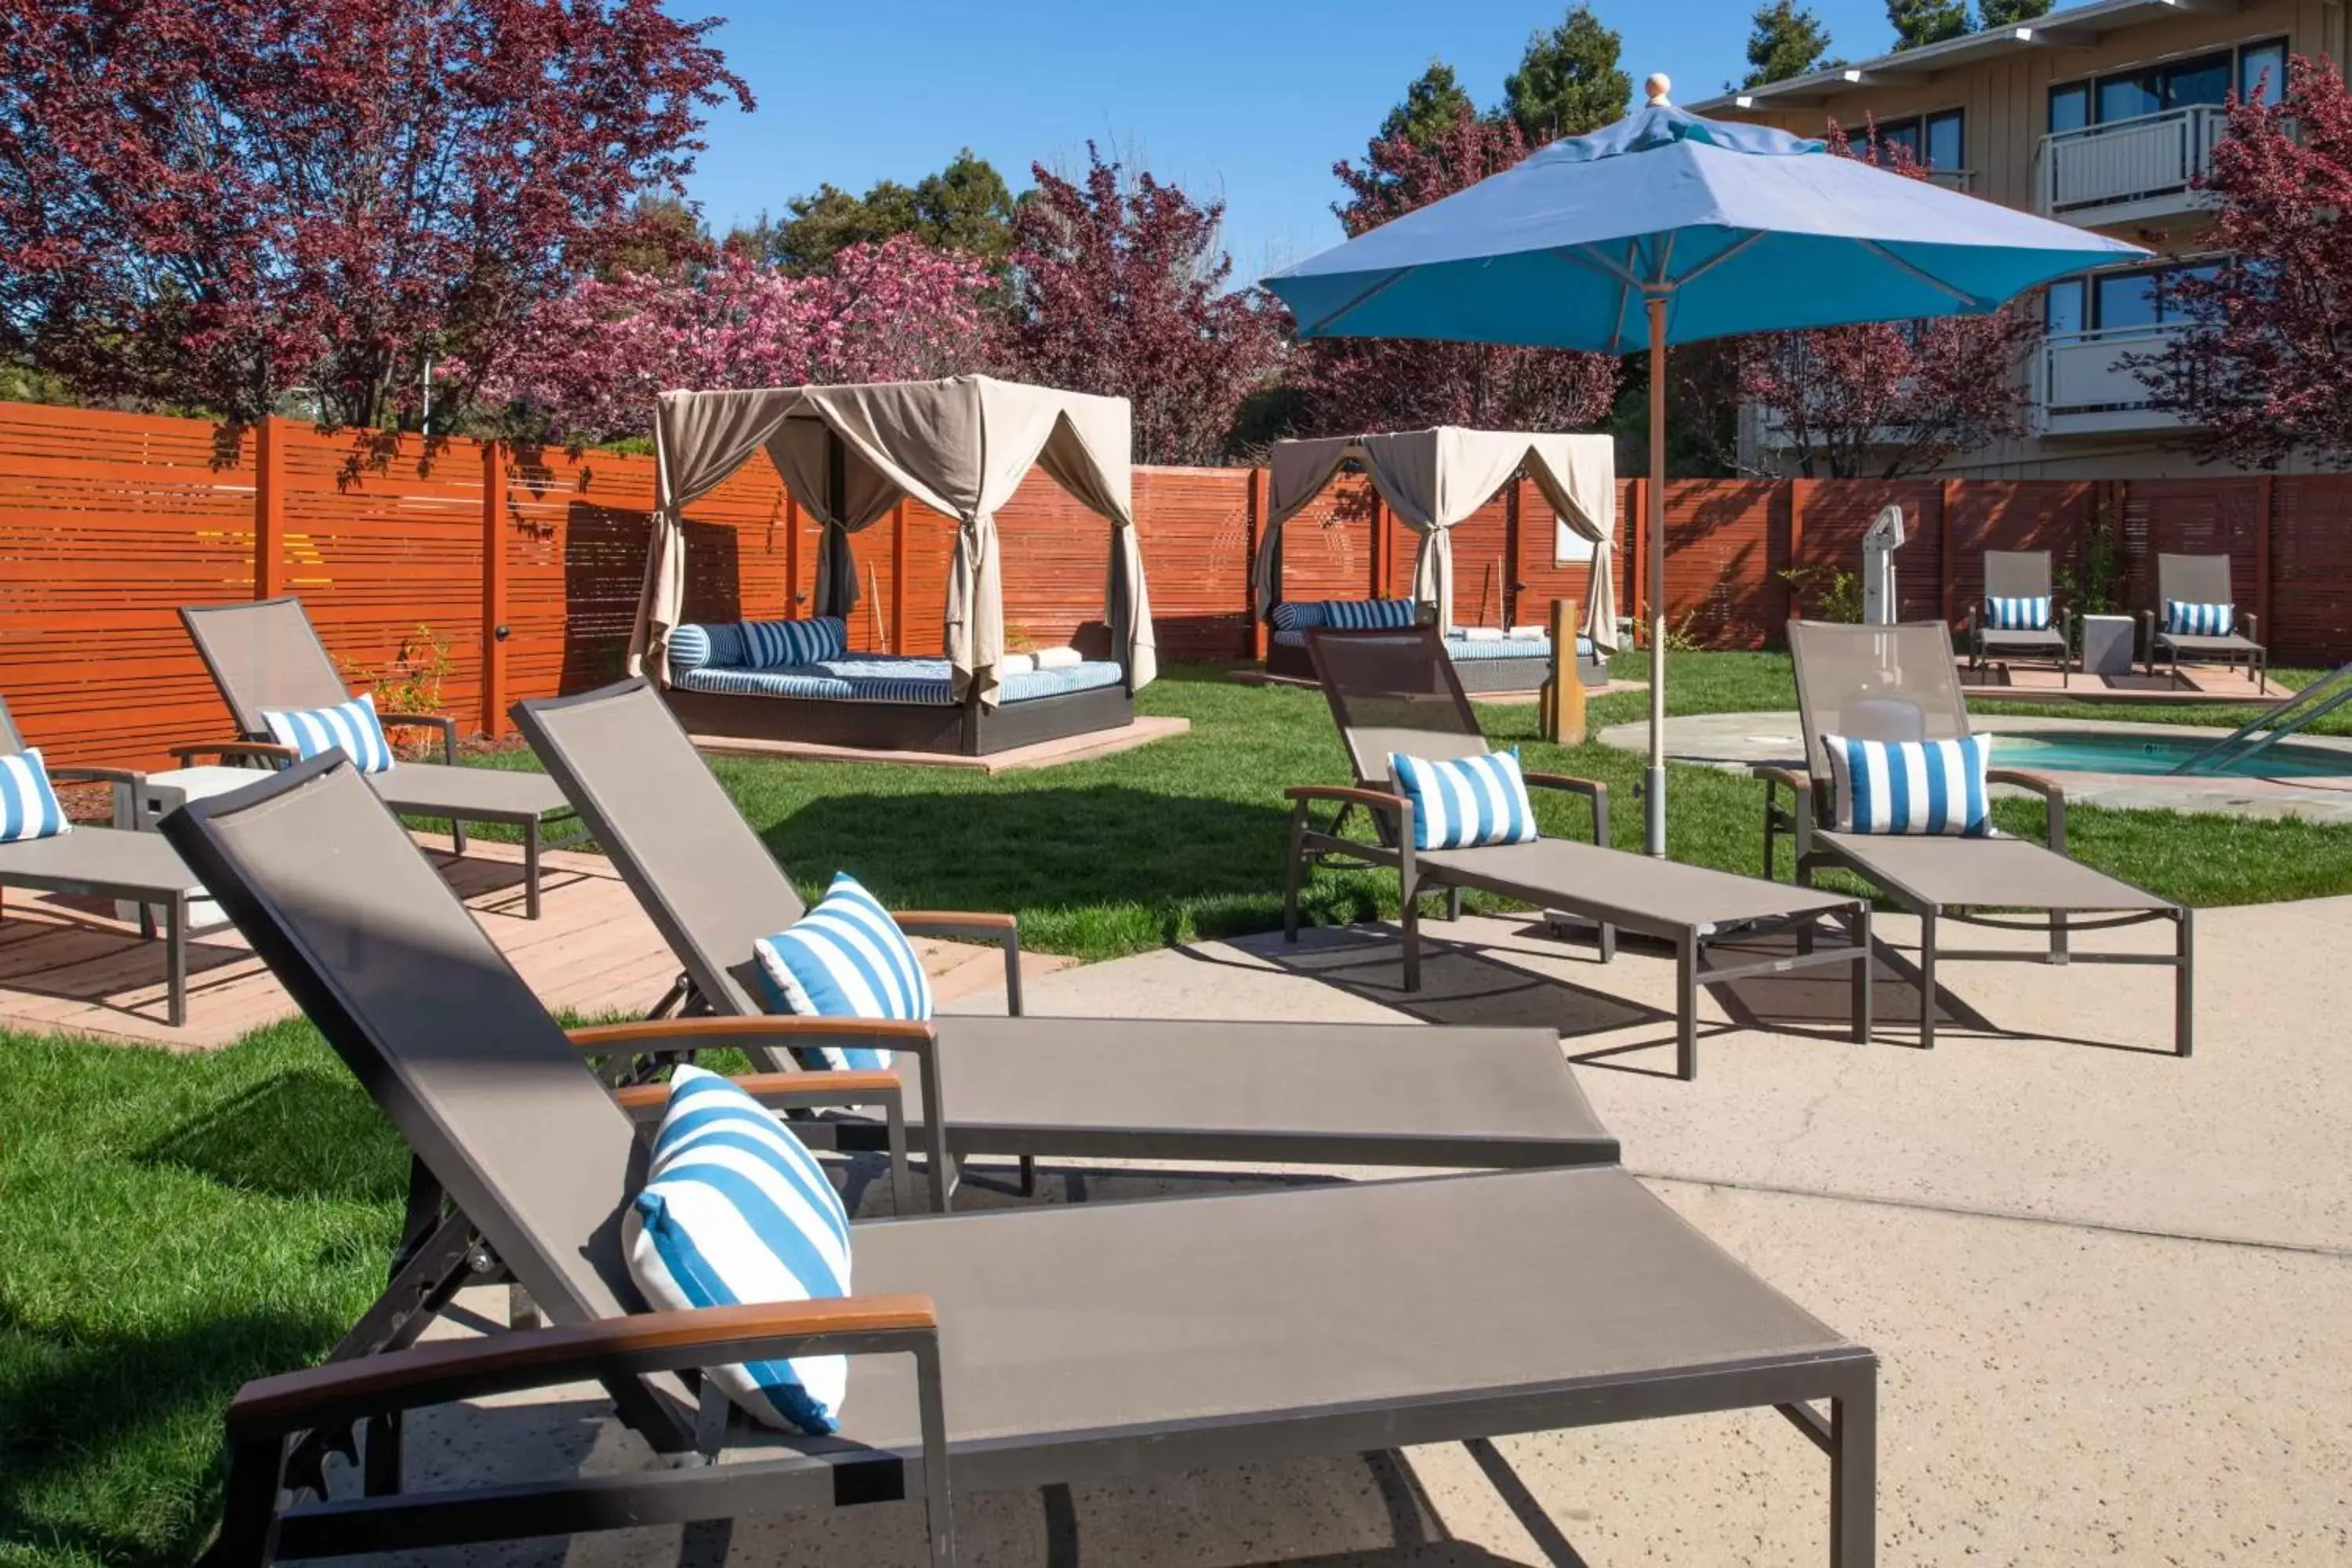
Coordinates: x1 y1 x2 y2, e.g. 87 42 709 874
1886 0 1971 50
1502 5 1632 144
1744 0 1835 86
1381 61 1478 148
1977 0 2053 28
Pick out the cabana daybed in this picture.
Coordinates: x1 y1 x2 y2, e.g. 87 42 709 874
1251 427 1619 692
630 376 1156 755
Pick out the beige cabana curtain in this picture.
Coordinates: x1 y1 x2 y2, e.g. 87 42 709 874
627 376 1155 705
1250 426 1617 652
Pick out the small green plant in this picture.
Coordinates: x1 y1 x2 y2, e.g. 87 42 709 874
1776 564 1865 623
1633 601 1708 653
2055 501 2125 628
339 624 454 744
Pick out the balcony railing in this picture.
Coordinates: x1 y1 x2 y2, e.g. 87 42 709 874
1922 167 1976 194
2034 322 2201 436
2036 105 2226 224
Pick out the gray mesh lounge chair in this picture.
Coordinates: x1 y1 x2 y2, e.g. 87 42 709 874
1760 620 2192 1054
177 597 577 917
0 693 201 1025
1965 550 2072 684
2143 553 2267 693
1289 626 1872 1081
512 678 1620 1190
159 754 1880 1567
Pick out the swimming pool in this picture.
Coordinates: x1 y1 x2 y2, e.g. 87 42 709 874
1993 729 2352 779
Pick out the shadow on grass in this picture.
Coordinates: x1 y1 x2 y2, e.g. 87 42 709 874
0 1304 354 1568
138 1069 408 1205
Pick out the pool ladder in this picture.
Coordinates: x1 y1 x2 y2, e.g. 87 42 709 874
2169 661 2352 775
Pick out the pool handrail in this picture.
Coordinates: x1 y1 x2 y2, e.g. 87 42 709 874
2170 662 2352 775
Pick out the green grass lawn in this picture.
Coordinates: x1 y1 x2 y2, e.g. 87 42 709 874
9 652 2352 1564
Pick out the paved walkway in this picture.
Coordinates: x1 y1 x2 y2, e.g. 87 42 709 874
368 898 2350 1566
1598 710 2352 822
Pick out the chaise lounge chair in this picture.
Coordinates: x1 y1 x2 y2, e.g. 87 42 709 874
2143 553 2267 693
158 754 1880 1567
1965 550 2071 685
511 677 1621 1190
1759 619 2192 1054
1287 626 1874 1080
0 693 201 1025
177 597 578 917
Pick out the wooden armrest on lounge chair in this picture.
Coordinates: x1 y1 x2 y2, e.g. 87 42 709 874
1283 783 1410 815
45 763 145 789
376 711 459 764
611 1069 906 1116
890 911 1025 1015
167 739 298 768
569 1018 936 1058
1752 764 1817 866
224 1293 940 1434
1523 771 1610 848
1986 767 2067 852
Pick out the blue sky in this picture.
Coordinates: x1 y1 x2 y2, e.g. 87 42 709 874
673 0 1896 281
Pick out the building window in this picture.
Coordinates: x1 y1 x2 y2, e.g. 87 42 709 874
2049 38 2290 132
2046 261 2221 336
1857 108 1965 172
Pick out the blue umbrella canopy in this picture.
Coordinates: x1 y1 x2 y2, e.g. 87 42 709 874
1265 87 2146 855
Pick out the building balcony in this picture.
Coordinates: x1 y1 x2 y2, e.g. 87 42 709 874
2034 323 2201 436
2036 106 2225 227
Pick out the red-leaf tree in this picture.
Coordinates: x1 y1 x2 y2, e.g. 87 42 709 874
479 239 1000 444
1727 125 2038 478
1004 143 1284 466
1287 106 1621 437
2125 56 2352 468
0 0 750 427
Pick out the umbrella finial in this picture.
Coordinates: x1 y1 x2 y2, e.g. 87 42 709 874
1645 73 1671 106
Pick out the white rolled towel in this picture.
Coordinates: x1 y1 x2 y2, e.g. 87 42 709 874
1459 626 1504 642
999 652 1037 675
1033 645 1083 670
1507 625 1547 641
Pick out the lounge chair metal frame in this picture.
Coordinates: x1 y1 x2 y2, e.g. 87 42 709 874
177 596 584 917
1964 549 2072 686
162 754 1879 1568
1287 626 1874 1080
1759 619 2193 1055
2141 552 2267 694
513 677 1624 1180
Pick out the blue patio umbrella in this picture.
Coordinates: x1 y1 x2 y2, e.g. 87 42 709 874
1264 78 2145 855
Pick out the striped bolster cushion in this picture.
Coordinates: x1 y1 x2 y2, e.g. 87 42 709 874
0 750 71 843
1823 733 1992 837
1388 748 1541 851
1324 598 1417 630
625 1065 852 1433
2164 600 2234 637
742 616 849 669
753 872 931 1070
1984 596 2050 631
260 693 397 773
666 623 717 675
1269 601 1327 632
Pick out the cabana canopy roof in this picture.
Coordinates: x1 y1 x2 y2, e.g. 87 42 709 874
1254 426 1617 651
629 375 1155 705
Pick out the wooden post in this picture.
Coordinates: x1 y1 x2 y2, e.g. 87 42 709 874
1503 478 1523 629
1369 492 1386 599
2256 474 2274 634
1786 478 1807 622
1538 596 1585 745
254 415 285 599
890 501 908 654
1249 466 1270 662
1937 478 1958 627
480 440 508 739
784 492 801 611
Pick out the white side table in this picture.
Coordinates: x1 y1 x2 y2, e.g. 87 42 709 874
2080 614 2136 678
114 765 263 931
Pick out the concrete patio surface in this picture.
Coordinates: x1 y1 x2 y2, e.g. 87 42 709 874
341 897 2351 1566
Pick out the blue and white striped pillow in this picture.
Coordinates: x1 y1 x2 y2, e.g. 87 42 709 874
260 692 396 774
1984 596 2050 631
666 623 717 676
2164 600 2234 637
1387 748 1541 851
1822 733 1992 837
0 750 71 843
1325 598 1417 630
753 872 931 1071
1269 601 1328 632
741 617 848 669
625 1065 852 1434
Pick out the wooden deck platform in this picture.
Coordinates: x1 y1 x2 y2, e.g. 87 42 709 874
0 835 1067 1051
1959 659 2285 706
686 715 1190 772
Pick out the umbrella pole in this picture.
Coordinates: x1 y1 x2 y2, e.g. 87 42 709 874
1644 295 1669 858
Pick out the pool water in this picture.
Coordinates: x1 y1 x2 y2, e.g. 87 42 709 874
1994 730 2352 779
